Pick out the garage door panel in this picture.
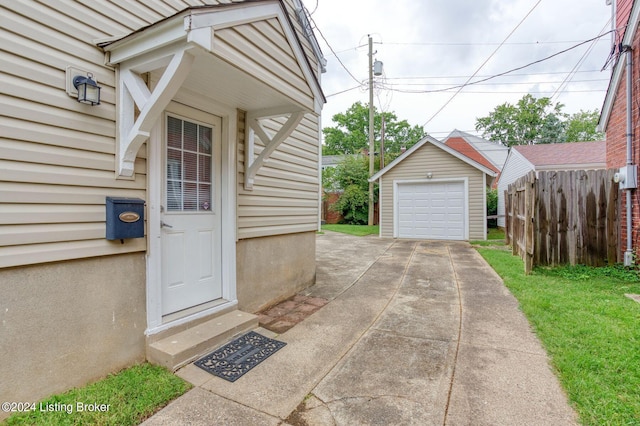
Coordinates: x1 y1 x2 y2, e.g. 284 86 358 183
399 199 417 207
397 181 465 240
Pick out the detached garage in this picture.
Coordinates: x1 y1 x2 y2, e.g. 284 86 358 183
369 135 496 241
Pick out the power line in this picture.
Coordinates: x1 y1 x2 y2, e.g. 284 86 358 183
326 85 362 98
315 5 613 109
427 89 606 94
307 0 319 15
385 70 604 81
423 0 544 127
324 40 609 57
384 78 608 87
305 13 361 86
550 19 611 102
389 31 614 97
381 39 610 47
325 76 608 98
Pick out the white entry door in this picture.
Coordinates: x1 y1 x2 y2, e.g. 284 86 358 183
397 181 466 240
161 110 222 315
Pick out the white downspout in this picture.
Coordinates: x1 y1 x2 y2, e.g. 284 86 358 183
623 44 634 266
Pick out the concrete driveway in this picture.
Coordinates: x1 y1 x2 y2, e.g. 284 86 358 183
144 231 578 425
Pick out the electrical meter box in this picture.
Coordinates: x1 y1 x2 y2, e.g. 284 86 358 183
105 197 145 240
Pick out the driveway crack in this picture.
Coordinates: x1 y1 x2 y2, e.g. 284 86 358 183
442 244 464 426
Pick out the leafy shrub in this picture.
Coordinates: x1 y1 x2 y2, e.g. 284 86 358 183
331 184 368 224
324 155 376 224
487 187 498 228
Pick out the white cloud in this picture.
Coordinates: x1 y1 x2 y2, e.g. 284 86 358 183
309 0 614 139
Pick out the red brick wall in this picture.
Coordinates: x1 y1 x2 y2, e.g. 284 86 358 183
322 192 343 224
605 19 640 257
617 0 633 34
322 192 379 225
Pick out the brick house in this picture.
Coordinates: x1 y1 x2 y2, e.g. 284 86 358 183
598 0 640 263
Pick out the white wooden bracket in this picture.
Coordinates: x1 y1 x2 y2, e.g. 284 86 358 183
244 107 305 190
117 47 195 177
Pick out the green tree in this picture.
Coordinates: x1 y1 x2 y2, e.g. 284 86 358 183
326 155 374 225
321 165 339 193
322 103 424 224
475 94 567 146
331 155 370 192
322 102 426 156
486 187 498 228
565 109 604 142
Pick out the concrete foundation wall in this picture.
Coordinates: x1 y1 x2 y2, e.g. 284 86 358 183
0 253 146 418
236 231 316 313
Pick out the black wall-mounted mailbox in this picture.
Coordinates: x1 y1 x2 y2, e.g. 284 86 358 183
106 197 145 240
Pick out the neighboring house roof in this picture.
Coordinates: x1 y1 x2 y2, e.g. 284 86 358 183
496 141 606 228
322 154 353 168
598 0 640 131
369 134 497 182
443 130 509 173
513 141 607 170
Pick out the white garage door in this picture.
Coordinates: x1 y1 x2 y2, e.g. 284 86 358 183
397 181 466 240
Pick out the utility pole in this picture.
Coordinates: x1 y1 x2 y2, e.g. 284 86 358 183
380 115 385 170
368 35 375 226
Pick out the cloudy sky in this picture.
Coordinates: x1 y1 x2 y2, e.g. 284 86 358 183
306 0 615 140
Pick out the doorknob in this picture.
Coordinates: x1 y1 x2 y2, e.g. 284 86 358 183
160 221 173 228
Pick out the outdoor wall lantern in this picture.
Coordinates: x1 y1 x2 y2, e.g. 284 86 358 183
73 72 101 105
427 172 433 179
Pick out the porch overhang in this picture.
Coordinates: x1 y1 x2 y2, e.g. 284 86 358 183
102 1 324 178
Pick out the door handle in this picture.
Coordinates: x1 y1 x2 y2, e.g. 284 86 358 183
160 221 173 228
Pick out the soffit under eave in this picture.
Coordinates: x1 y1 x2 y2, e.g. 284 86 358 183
101 2 324 177
103 2 324 114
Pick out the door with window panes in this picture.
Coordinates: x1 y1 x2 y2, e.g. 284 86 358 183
161 111 222 315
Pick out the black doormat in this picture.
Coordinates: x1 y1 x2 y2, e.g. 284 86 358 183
194 331 286 382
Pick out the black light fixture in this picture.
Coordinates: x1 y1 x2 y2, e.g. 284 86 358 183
73 72 101 105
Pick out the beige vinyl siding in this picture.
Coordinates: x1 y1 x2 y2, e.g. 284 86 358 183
0 0 166 268
0 0 321 268
379 143 486 240
237 110 320 239
215 20 315 112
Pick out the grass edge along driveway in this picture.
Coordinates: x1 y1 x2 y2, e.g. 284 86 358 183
476 245 640 426
321 224 379 236
3 363 191 426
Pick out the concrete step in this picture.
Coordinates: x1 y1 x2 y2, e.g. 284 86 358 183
148 310 258 371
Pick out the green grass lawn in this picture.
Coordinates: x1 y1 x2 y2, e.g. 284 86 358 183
321 224 379 236
470 227 506 247
486 227 505 240
3 363 191 426
476 247 640 425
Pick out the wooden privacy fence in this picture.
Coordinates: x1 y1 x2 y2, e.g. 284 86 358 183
505 169 619 273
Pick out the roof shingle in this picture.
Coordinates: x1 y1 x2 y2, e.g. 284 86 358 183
514 141 606 167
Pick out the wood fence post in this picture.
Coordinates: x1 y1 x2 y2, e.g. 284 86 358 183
524 171 535 274
511 184 518 256
505 189 511 245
